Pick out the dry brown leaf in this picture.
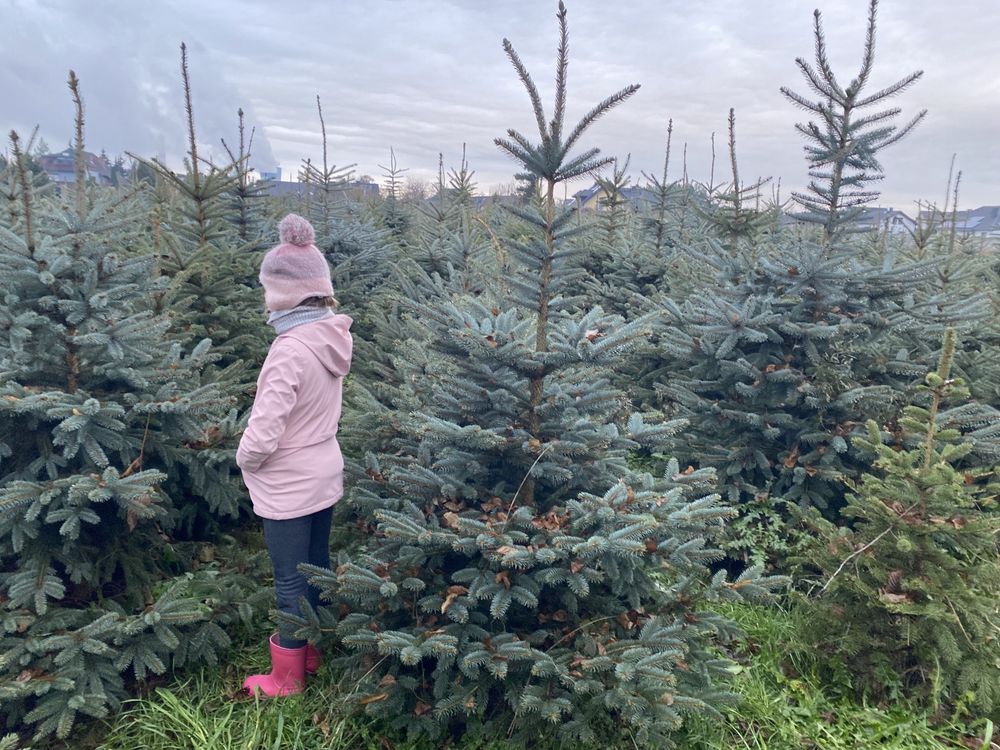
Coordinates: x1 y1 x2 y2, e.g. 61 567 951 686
783 446 800 469
312 712 331 738
441 585 468 614
885 570 902 592
482 496 504 512
359 692 389 705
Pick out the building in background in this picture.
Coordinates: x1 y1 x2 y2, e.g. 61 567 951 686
38 148 113 185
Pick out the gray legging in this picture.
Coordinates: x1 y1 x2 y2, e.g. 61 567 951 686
261 505 334 648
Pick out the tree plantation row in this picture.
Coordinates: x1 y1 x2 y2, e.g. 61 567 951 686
2 1 999 746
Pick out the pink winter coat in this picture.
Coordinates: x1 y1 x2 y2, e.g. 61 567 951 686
236 314 353 520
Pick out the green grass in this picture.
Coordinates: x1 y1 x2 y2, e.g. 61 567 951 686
676 602 989 750
92 636 558 750
81 603 994 750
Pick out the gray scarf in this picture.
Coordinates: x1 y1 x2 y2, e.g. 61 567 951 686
266 305 335 334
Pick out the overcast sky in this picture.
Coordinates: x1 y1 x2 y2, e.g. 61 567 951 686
4 0 999 210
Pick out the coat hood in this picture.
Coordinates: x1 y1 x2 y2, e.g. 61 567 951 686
279 313 353 378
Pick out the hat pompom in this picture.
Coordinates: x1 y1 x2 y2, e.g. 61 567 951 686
278 214 315 247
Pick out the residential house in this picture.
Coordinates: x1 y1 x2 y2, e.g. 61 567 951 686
782 206 917 234
38 148 113 185
850 207 916 235
571 183 655 212
918 205 1000 238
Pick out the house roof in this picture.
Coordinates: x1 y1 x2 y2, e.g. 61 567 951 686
38 148 111 176
853 207 914 224
571 182 655 211
918 205 1000 234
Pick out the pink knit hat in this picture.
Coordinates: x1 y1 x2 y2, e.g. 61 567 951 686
259 214 334 312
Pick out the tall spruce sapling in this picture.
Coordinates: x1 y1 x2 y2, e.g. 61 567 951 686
905 168 1000 415
294 4 784 746
2 127 51 228
340 151 502 471
410 147 491 284
131 43 267 377
295 95 394 321
299 95 356 225
797 329 1000 716
572 155 648 313
781 0 926 240
640 120 676 258
0 73 267 743
697 110 777 256
219 108 272 253
588 122 689 320
377 147 413 243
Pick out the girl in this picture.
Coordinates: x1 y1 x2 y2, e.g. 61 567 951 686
237 214 352 697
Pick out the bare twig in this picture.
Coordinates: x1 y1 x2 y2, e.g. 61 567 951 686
819 526 891 594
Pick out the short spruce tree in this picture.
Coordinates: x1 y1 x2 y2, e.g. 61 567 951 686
797 329 1000 717
294 5 782 746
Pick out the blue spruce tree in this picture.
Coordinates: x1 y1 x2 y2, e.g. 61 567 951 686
294 5 783 746
0 73 267 742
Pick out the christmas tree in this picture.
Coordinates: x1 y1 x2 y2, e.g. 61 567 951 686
644 1 978 567
292 5 783 746
132 44 268 377
797 329 1000 716
780 0 926 240
0 73 267 742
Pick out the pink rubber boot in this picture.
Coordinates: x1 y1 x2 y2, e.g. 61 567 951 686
305 643 322 675
243 634 306 698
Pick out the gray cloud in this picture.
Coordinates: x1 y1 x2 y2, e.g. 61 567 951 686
3 0 998 209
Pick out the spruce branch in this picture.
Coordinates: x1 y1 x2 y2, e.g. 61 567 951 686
818 525 892 595
560 84 641 159
552 0 569 140
68 70 87 220
9 130 35 253
923 327 956 470
852 0 878 94
502 38 550 145
179 43 200 190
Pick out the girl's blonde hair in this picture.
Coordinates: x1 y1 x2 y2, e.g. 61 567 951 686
299 295 338 309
